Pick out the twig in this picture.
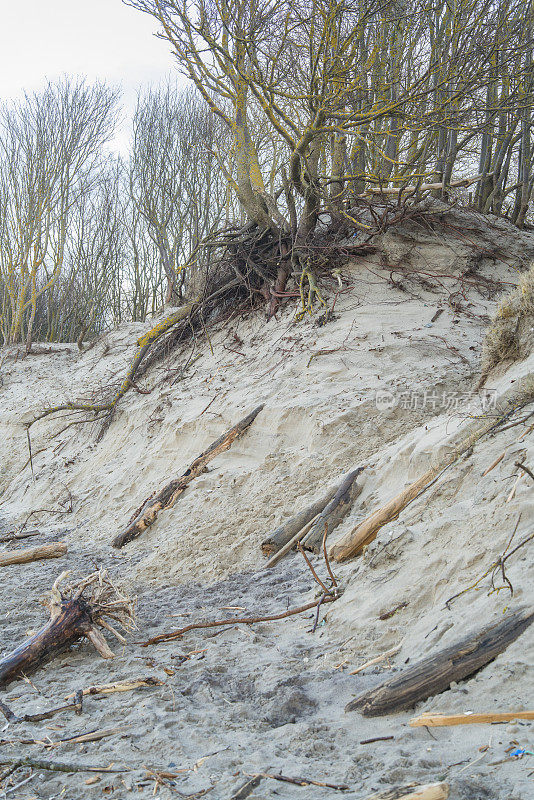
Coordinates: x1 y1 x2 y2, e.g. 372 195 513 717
141 597 336 647
0 757 128 774
360 736 395 745
349 646 401 675
297 542 332 595
515 461 534 482
246 771 349 791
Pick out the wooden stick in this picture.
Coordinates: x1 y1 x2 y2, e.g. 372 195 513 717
0 542 67 567
302 467 364 552
65 677 162 700
364 783 449 800
113 404 264 548
330 378 534 562
261 486 339 556
264 515 319 568
141 596 336 647
349 646 401 675
410 711 534 727
346 608 534 715
481 451 506 476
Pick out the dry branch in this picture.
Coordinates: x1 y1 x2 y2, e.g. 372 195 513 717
112 404 264 548
141 596 336 647
0 570 134 688
331 379 534 562
346 608 534 715
364 783 449 800
302 467 364 552
0 542 67 567
261 472 361 556
410 710 534 727
65 676 162 699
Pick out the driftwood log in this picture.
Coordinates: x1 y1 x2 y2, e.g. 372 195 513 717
0 570 134 688
261 467 363 557
331 377 534 562
0 542 67 567
410 710 534 727
365 784 449 800
346 607 534 715
112 404 264 548
302 468 364 552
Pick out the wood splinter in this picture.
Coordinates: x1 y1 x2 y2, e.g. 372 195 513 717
0 569 135 688
112 404 264 548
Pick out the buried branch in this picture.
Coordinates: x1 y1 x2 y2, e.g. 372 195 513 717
0 569 135 688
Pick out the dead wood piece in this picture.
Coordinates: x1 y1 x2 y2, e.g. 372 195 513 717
410 710 534 727
112 404 264 548
364 783 449 800
0 570 135 688
261 468 364 557
0 757 127 774
250 771 349 790
349 646 401 675
141 596 336 646
302 467 364 552
65 676 162 700
229 775 263 799
346 607 534 715
0 542 67 567
264 514 320 568
330 379 534 562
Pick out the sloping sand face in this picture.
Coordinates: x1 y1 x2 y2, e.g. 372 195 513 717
0 211 533 798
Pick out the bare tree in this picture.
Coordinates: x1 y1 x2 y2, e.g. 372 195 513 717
0 78 118 348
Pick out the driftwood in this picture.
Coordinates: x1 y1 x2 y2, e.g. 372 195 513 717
112 404 264 548
365 784 449 800
331 378 534 562
346 607 534 715
65 676 162 700
261 467 363 557
261 486 338 556
264 514 319 568
0 570 134 688
0 542 67 567
410 710 534 727
302 468 364 552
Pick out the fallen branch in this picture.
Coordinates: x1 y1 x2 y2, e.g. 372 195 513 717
0 542 67 567
0 757 128 774
261 485 339 556
141 596 336 646
349 646 401 675
364 783 449 800
302 468 364 552
410 710 534 727
65 676 162 699
346 607 534 715
112 405 264 548
0 692 83 724
0 569 135 688
247 771 349 791
264 514 320 568
330 380 534 561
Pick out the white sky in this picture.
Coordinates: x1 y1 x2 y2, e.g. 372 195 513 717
0 1 184 151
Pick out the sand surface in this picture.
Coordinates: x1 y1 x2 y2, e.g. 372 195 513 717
0 207 534 798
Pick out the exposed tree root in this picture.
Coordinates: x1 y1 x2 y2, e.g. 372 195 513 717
0 569 135 688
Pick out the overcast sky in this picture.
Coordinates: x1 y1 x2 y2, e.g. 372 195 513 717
0 1 183 151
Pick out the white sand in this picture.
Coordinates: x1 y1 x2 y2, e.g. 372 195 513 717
0 207 533 798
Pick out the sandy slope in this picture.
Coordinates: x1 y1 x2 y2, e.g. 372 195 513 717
0 208 534 799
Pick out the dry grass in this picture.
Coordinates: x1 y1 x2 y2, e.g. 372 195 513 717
479 263 534 382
